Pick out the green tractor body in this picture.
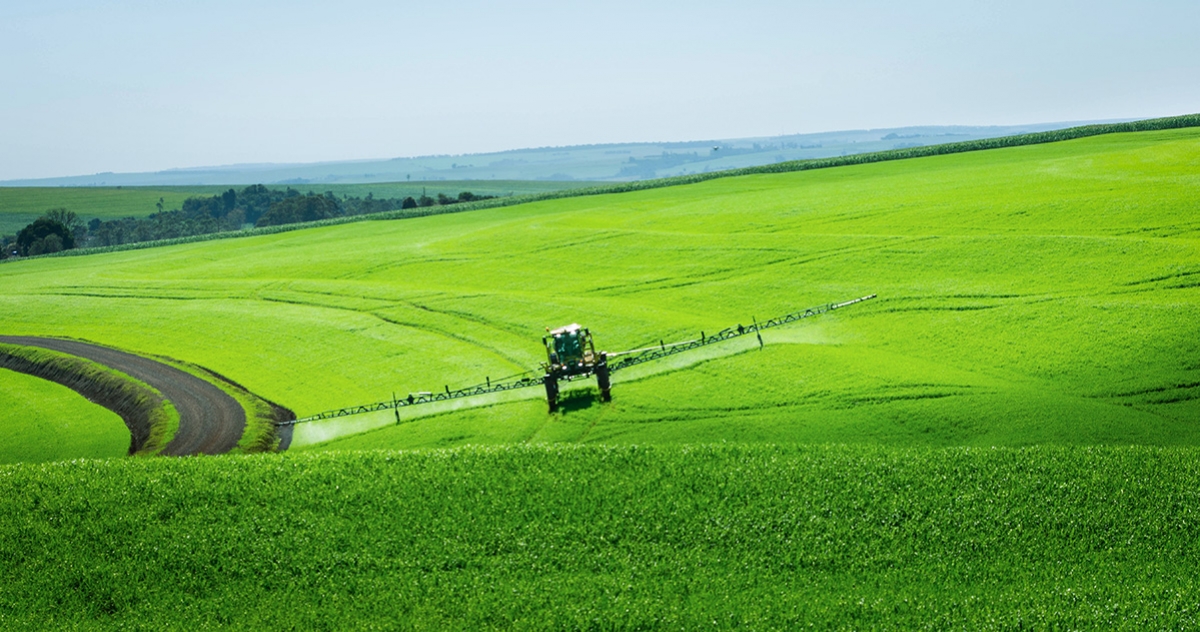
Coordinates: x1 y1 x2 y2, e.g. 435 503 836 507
542 324 611 412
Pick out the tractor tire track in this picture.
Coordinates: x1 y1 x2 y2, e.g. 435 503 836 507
0 336 245 456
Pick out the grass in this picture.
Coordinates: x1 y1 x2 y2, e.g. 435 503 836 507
2 444 1199 629
0 368 127 464
0 126 1196 452
0 344 179 457
0 181 591 237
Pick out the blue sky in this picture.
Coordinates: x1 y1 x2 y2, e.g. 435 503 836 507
2 0 1197 180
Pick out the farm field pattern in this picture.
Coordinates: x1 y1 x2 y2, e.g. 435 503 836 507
2 128 1198 451
1 127 1199 628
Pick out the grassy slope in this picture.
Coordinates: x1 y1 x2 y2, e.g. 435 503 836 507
0 181 590 236
0 127 1196 451
2 445 1198 629
1 129 1198 628
0 367 127 463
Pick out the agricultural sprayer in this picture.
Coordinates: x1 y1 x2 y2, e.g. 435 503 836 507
277 293 877 425
541 324 610 413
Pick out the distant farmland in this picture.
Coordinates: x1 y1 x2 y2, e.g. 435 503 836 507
0 120 1107 188
0 180 590 236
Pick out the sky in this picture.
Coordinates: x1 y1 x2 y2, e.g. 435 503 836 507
2 0 1198 180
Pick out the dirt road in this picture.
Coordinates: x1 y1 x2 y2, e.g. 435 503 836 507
0 336 246 456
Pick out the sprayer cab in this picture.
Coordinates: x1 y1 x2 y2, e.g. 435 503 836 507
542 323 611 412
543 324 596 376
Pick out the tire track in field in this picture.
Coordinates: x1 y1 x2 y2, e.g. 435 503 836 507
0 336 245 456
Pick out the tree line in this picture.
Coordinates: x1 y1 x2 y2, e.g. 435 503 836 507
1 185 495 258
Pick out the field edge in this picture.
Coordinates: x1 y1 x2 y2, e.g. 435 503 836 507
0 342 178 455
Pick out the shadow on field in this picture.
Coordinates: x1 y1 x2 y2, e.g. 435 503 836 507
557 389 601 415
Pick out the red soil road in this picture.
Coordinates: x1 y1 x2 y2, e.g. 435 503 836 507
0 336 246 456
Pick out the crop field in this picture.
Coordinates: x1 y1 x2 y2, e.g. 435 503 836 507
0 180 589 236
0 127 1197 453
0 368 126 464
1 124 1199 627
2 444 1199 629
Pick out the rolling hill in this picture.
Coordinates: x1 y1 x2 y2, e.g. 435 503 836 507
0 122 1197 628
1 125 1197 451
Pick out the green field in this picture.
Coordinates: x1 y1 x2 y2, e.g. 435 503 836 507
0 127 1196 451
0 181 589 236
0 368 127 463
0 126 1198 627
2 445 1198 629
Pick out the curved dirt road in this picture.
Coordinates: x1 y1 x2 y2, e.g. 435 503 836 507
0 336 246 456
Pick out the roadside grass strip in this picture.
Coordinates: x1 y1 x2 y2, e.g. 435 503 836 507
149 356 293 453
0 344 178 456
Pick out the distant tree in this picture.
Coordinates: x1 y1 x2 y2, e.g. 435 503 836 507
43 208 82 233
134 220 155 242
223 208 247 230
17 217 75 256
27 184 439 252
156 197 164 213
255 194 342 227
237 184 284 224
181 195 221 218
35 234 64 255
43 208 87 243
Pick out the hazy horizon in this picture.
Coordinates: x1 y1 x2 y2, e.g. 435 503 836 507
3 0 1197 180
1 120 1119 187
4 118 1119 182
